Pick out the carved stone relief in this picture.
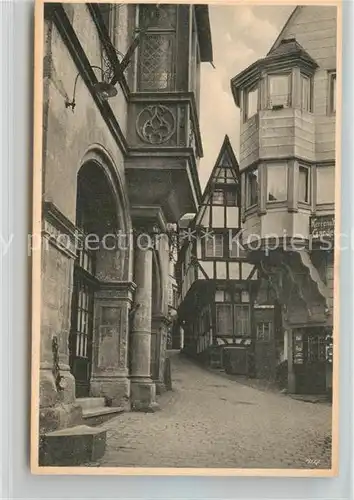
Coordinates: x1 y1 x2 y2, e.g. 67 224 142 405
136 105 176 145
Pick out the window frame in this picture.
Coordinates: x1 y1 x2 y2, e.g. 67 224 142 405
245 168 259 209
215 303 233 336
298 164 311 204
204 232 224 259
211 187 238 206
98 4 119 46
300 74 313 113
328 71 336 114
316 165 335 205
136 4 177 92
233 304 251 336
224 189 238 206
189 9 201 110
203 231 247 261
211 189 224 205
215 295 250 337
244 83 259 122
229 229 247 260
267 72 292 109
267 163 288 203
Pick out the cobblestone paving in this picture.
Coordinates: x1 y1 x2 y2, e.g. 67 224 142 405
97 352 332 469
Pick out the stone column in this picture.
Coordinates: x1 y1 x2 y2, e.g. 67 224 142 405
90 282 135 408
151 315 171 394
130 247 159 411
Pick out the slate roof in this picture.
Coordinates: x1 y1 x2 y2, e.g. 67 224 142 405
266 38 317 66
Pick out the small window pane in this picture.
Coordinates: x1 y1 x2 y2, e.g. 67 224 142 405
139 33 175 90
230 239 247 259
301 75 311 112
246 168 258 207
330 73 336 113
225 190 237 206
234 305 250 336
299 166 310 203
215 290 224 302
245 86 258 120
317 166 335 204
212 190 224 205
205 238 214 257
214 234 224 257
267 164 288 202
216 304 233 335
269 74 290 108
205 234 224 258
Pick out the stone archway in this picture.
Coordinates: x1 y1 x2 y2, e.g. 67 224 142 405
69 150 134 405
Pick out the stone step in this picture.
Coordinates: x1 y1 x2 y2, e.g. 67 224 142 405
76 397 105 411
82 406 125 426
39 425 106 466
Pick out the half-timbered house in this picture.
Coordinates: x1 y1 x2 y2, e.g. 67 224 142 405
177 137 282 378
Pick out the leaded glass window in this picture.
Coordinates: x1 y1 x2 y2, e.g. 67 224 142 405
137 5 177 91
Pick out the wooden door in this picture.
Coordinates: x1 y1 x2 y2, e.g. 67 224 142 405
293 328 327 395
254 309 276 381
69 270 95 397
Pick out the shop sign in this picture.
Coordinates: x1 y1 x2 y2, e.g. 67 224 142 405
310 215 335 240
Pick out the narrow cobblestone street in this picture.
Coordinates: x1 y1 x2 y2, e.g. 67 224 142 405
96 352 332 469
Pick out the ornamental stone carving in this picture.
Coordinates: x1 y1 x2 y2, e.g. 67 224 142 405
136 104 176 145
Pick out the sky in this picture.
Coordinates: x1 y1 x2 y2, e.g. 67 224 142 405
198 4 294 190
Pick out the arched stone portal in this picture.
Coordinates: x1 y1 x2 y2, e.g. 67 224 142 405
69 153 134 406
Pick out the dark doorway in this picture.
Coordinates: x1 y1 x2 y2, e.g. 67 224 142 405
293 327 327 395
69 162 118 397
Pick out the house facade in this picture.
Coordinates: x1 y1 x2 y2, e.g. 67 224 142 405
40 2 213 436
176 137 282 380
230 6 337 395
